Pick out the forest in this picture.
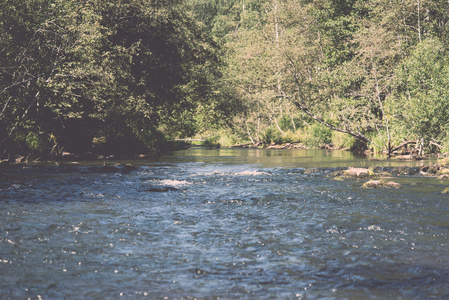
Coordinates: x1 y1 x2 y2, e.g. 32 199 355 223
1 0 449 158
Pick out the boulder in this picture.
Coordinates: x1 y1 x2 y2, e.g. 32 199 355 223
442 187 449 194
344 167 375 178
363 180 383 188
363 180 402 189
391 165 418 176
384 181 403 189
420 165 439 175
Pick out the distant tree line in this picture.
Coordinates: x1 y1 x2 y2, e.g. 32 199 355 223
1 0 449 157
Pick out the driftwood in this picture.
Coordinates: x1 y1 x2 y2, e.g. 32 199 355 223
430 140 444 149
391 139 444 153
230 142 259 148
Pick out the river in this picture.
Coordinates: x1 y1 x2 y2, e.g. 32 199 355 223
1 148 448 299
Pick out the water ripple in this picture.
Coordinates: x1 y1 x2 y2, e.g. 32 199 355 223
1 154 449 299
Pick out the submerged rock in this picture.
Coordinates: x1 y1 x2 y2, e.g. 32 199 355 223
363 180 402 189
121 164 138 174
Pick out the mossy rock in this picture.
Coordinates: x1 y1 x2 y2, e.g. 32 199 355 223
304 168 321 174
363 180 402 189
391 165 418 176
442 187 449 194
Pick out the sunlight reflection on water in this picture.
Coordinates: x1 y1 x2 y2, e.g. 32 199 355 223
0 149 448 299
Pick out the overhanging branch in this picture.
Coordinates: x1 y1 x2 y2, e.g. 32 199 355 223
281 91 382 150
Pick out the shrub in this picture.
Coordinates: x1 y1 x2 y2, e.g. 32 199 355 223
305 123 332 147
332 131 356 149
262 128 283 144
25 132 51 154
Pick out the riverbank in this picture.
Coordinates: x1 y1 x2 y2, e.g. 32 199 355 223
2 139 448 165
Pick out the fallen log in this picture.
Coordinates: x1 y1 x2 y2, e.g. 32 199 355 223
391 140 417 153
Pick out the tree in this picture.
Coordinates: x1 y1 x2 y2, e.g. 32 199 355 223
386 38 449 153
278 0 387 149
0 0 107 154
1 0 224 156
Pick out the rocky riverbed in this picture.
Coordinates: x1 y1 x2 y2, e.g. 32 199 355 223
329 160 449 193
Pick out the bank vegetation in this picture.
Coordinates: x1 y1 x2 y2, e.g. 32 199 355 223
1 0 449 159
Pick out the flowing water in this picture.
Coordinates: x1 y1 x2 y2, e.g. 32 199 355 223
1 148 449 299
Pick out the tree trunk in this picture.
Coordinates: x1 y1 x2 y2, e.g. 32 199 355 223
417 0 421 43
274 0 284 134
372 60 391 155
246 121 258 146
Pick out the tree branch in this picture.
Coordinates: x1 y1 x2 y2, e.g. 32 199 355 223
390 140 417 153
289 94 380 149
282 52 382 150
0 96 12 119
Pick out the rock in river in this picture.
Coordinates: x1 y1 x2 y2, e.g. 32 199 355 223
344 167 375 179
363 180 402 189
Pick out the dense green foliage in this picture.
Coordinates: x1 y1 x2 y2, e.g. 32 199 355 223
0 0 228 156
1 0 449 157
193 0 449 154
